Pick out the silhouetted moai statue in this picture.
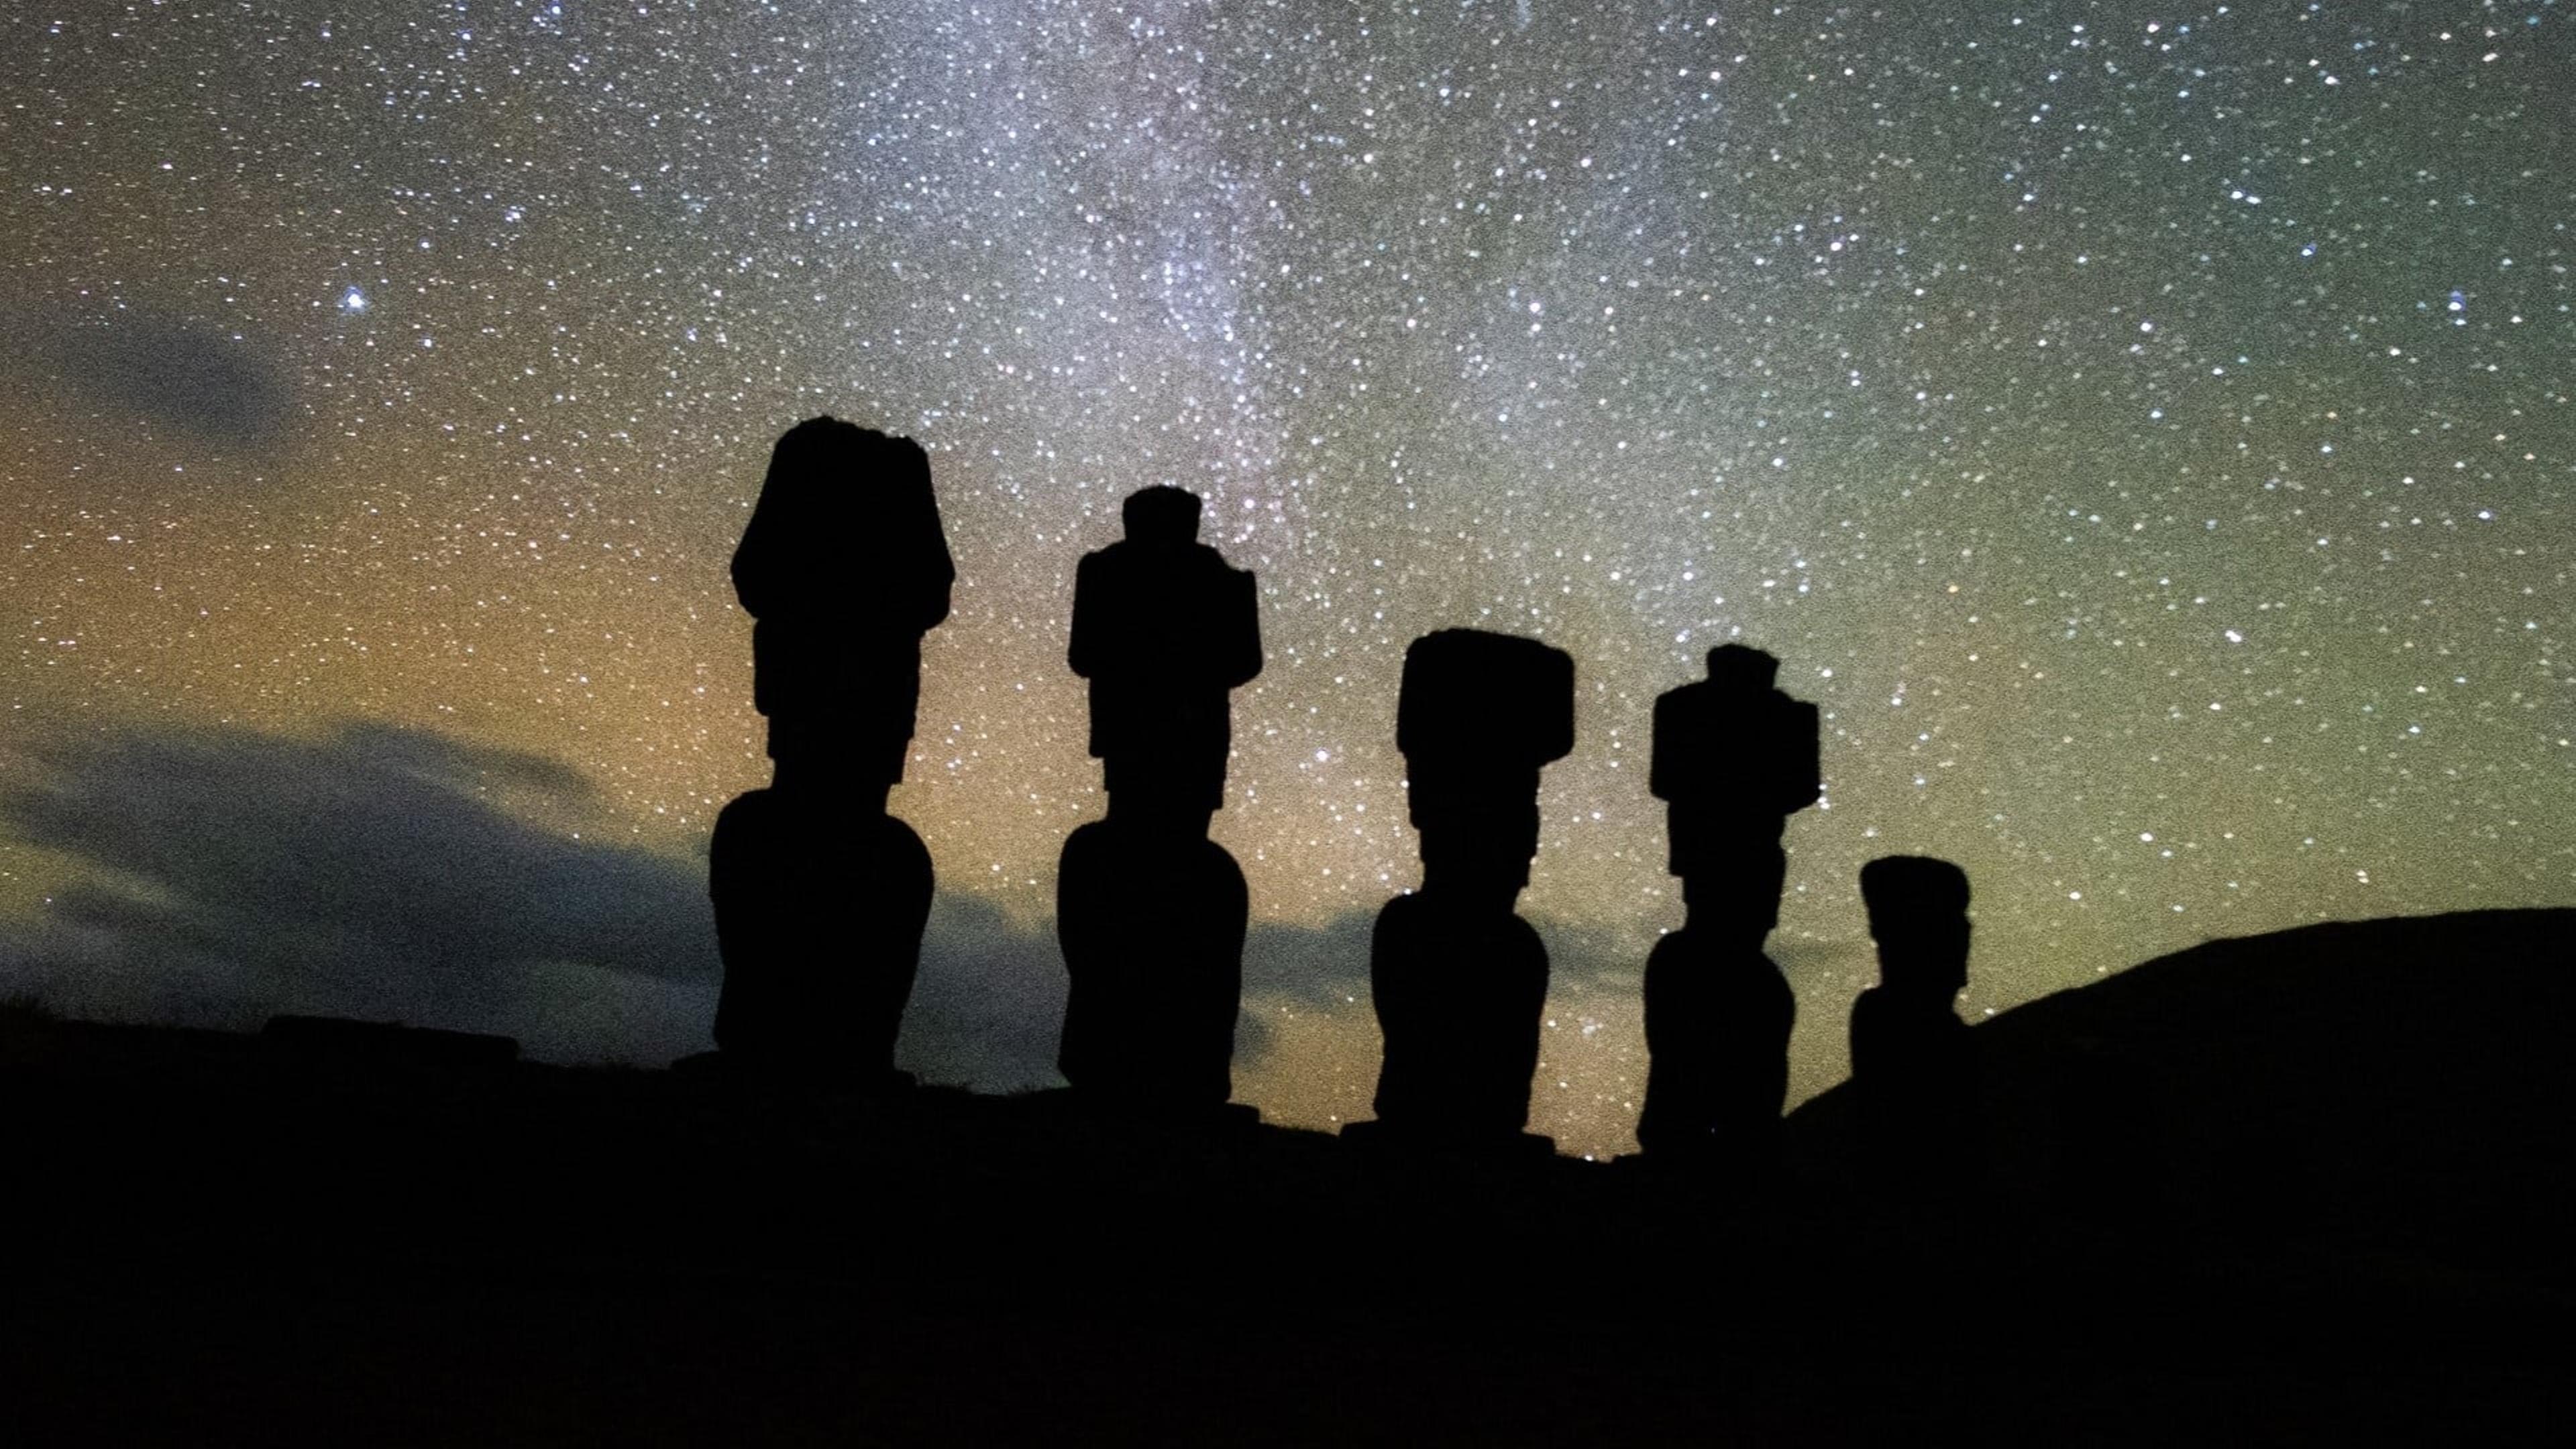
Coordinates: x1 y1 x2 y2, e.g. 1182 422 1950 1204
1851 856 1979 1189
1055 487 1262 1111
1358 629 1574 1148
1635 645 1821 1171
708 417 953 1083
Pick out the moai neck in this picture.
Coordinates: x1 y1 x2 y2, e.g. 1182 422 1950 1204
1874 961 1967 1016
1105 788 1215 841
1872 926 1970 1011
1419 851 1525 914
1678 873 1778 949
770 757 893 816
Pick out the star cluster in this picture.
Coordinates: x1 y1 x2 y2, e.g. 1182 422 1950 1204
3 1 2569 1156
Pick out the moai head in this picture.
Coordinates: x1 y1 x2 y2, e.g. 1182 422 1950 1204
1650 643 1819 813
1860 855 1972 1002
768 747 896 815
1651 642 1819 908
1417 800 1544 908
761 413 854 497
1397 630 1574 908
752 417 933 536
1679 845 1791 944
737 416 951 799
1122 485 1203 545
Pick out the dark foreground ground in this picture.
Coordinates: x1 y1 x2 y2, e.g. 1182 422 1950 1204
7 910 2571 1444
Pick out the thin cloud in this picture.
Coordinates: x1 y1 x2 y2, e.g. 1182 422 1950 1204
12 308 292 445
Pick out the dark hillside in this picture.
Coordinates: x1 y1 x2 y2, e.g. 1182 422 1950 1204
1787 908 2576 1292
4 913 2570 1443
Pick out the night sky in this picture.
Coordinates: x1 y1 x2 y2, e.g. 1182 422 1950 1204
3 1 2569 1158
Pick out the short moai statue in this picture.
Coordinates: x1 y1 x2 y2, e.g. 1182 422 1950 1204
1055 486 1263 1111
1635 645 1822 1171
708 417 953 1084
1356 629 1575 1149
1851 855 1979 1188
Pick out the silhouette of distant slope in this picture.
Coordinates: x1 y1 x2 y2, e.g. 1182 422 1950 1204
1788 908 2576 1287
7 916 2572 1442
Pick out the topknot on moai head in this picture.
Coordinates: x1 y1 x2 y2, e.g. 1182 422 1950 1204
1122 486 1203 545
1397 629 1575 826
1860 855 1972 936
1705 643 1782 690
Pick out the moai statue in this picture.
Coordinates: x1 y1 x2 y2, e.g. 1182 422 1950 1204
708 417 953 1085
1851 855 1979 1188
1356 629 1575 1149
1055 486 1263 1112
1635 645 1822 1171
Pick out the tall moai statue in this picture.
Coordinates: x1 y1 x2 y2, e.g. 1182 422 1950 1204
707 417 953 1084
1356 629 1575 1149
1055 486 1263 1112
1851 855 1978 1189
1635 645 1821 1171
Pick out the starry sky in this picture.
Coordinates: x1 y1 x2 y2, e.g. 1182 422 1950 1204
3 0 2569 1157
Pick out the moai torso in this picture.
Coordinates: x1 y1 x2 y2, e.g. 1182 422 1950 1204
710 792 933 1069
1636 932 1795 1163
1055 819 1248 1106
1368 890 1550 1138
